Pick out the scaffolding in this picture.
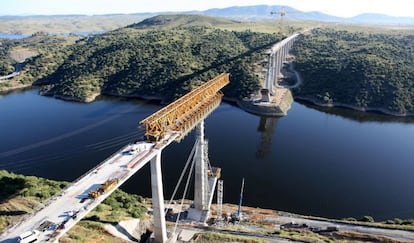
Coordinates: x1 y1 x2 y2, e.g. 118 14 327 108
140 73 230 141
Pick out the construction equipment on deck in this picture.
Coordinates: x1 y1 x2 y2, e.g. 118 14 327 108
140 73 230 142
88 178 119 199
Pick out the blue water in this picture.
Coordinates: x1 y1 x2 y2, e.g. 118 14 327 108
0 32 100 40
1 89 414 220
0 33 28 39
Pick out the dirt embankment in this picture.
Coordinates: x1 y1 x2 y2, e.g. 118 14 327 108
9 49 38 62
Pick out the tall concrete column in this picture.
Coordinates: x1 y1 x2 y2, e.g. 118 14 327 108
275 50 281 87
286 44 288 59
150 151 167 243
273 52 278 89
194 120 207 210
267 53 276 95
265 53 273 92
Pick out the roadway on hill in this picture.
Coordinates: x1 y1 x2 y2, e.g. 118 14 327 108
0 63 22 82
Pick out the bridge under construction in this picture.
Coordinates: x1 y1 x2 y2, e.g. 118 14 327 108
0 73 229 243
238 32 301 116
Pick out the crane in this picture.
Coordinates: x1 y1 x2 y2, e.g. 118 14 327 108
270 6 300 37
270 7 287 36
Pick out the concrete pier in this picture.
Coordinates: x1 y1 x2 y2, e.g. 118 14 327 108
187 120 220 223
194 121 208 211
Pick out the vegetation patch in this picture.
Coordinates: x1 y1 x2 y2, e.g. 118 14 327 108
292 27 414 115
193 232 265 243
61 221 127 243
273 229 333 242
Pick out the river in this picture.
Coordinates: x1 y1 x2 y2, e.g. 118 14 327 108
0 33 29 39
1 89 414 221
0 32 102 40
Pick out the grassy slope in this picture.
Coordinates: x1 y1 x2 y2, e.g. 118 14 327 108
0 170 69 231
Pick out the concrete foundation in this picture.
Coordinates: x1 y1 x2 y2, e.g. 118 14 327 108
238 88 293 116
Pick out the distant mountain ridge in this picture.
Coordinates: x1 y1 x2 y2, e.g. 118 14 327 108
185 5 342 23
189 5 413 25
349 13 414 25
1 5 413 25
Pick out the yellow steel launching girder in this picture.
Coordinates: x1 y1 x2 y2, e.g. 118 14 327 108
140 73 230 141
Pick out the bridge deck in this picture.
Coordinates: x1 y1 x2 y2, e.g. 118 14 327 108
0 133 178 242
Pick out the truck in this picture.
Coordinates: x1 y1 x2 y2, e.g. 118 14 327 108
97 178 118 193
88 178 119 199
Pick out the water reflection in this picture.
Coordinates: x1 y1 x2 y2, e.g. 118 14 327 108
255 116 279 159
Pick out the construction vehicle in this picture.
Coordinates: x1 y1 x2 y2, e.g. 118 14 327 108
88 191 100 199
98 178 118 193
88 178 119 199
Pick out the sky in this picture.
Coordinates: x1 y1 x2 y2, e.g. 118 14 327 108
1 0 413 18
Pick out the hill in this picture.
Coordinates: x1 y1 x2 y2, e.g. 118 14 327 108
31 16 276 102
129 14 241 29
292 28 414 115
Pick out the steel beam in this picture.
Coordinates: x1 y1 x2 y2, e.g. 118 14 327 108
140 73 229 141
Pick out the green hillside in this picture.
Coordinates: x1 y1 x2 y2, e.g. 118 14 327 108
292 28 414 115
33 15 276 102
